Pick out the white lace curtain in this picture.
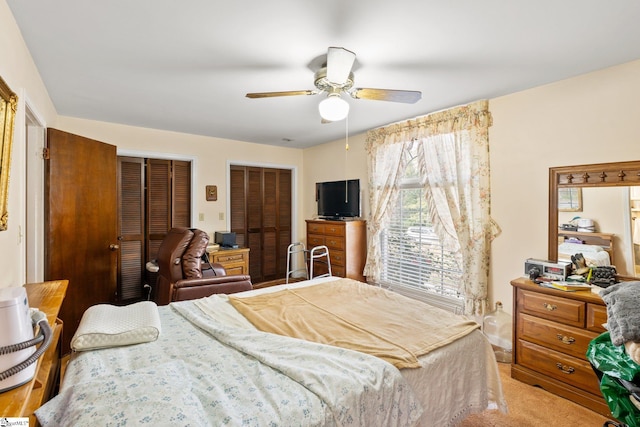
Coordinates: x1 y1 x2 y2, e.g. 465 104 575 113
364 100 500 315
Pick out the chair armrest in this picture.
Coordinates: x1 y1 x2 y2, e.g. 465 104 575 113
172 275 252 301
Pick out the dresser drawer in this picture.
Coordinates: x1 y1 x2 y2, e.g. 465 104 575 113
214 252 247 263
325 236 345 251
224 265 245 275
518 289 585 328
323 224 345 237
332 265 345 277
587 304 607 333
517 313 598 360
517 339 601 396
307 234 325 247
329 250 346 267
307 222 325 234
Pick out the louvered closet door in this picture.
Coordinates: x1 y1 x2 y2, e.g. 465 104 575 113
146 159 192 264
230 165 292 283
247 167 263 280
147 159 172 266
277 170 292 277
117 157 191 301
118 157 145 301
230 167 247 247
262 169 278 280
172 160 191 227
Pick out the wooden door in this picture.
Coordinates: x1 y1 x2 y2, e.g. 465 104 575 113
118 158 191 302
117 157 145 301
230 165 292 283
145 158 191 277
246 167 263 280
277 169 292 277
45 129 118 352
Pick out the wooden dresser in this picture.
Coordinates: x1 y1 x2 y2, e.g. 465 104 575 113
0 280 68 424
511 277 610 416
306 219 366 282
208 247 250 276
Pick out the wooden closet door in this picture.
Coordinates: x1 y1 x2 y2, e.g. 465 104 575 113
262 169 278 280
147 159 171 259
117 157 145 301
172 160 191 227
117 158 191 302
230 167 247 247
230 165 292 283
247 167 263 280
277 169 292 277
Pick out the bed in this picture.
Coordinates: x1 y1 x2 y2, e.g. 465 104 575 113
36 277 506 426
557 230 615 267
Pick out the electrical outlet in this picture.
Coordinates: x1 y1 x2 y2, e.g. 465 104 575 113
199 213 204 221
218 212 224 221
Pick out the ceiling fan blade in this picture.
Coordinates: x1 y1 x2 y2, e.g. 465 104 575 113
351 88 422 104
326 47 356 85
246 90 317 99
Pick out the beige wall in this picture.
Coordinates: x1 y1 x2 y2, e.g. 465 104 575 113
304 59 640 315
4 0 640 318
302 133 369 221
490 60 640 314
0 0 57 287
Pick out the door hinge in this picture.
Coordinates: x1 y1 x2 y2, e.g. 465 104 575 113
42 147 50 159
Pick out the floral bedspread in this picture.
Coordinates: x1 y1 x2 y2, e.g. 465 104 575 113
36 300 422 426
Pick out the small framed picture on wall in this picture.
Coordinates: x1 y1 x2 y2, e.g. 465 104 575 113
206 185 217 201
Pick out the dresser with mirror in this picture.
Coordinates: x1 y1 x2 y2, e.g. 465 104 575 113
512 160 640 416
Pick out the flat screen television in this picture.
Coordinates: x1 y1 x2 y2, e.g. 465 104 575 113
316 179 360 219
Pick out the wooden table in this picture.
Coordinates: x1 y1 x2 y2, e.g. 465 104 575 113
0 280 68 424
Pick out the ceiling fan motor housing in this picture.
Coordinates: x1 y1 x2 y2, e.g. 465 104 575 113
314 68 354 94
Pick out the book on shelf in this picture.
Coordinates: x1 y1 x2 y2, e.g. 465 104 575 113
540 281 592 292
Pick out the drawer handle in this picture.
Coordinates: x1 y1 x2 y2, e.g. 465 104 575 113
543 303 557 311
556 363 575 374
556 334 576 345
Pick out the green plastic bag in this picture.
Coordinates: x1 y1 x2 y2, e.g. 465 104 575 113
587 332 640 426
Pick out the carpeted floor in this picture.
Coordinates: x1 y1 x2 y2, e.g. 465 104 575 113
458 363 612 427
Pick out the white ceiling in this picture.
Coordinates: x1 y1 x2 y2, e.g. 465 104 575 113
7 1 640 149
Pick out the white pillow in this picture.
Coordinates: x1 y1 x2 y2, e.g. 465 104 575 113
71 301 161 351
558 242 603 254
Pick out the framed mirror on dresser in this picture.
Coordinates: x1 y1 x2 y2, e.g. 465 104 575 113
549 160 640 279
512 160 640 418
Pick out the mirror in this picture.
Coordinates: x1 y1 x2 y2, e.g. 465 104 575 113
549 161 640 278
558 188 582 212
0 76 18 231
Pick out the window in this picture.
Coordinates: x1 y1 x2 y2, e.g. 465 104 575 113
379 148 463 312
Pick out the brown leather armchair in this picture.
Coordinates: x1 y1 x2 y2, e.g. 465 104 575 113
155 227 252 305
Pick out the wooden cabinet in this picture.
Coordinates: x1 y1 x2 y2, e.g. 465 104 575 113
511 277 610 416
208 247 250 276
0 280 68 424
306 219 366 282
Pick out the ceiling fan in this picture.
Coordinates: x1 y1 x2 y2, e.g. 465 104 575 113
246 47 422 122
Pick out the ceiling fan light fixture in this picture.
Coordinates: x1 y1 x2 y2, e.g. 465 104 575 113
318 93 350 122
